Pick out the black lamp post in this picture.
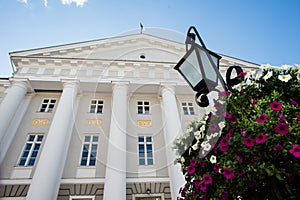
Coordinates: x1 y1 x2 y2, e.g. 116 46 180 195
174 26 242 107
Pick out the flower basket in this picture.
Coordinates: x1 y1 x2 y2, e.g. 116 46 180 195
174 65 300 199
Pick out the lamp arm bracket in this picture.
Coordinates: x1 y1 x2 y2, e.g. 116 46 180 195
226 65 244 92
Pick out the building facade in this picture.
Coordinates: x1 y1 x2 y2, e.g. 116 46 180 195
0 33 258 200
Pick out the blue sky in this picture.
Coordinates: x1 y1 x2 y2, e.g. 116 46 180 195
1 0 299 77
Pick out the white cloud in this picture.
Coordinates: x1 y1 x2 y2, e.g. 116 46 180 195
44 0 48 7
19 0 28 3
61 0 88 7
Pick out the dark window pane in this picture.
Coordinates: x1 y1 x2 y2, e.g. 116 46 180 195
137 101 143 105
25 143 32 150
144 101 149 105
147 159 153 165
37 135 43 141
89 159 96 166
96 106 102 113
182 102 187 106
90 105 96 113
50 99 56 103
138 107 143 114
43 99 49 103
18 158 26 166
139 159 145 165
81 159 87 166
93 136 99 142
91 100 96 104
28 158 35 166
85 137 91 142
146 137 152 142
28 136 35 142
138 137 144 142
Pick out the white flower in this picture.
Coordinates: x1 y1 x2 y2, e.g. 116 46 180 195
279 64 292 71
195 130 203 140
263 70 273 81
192 142 199 150
218 121 225 130
201 141 211 151
186 127 193 133
278 74 292 82
181 157 185 163
200 125 206 132
210 155 217 164
212 132 220 138
260 64 272 69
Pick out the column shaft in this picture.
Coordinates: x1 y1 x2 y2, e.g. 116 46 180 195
0 81 28 142
161 85 185 200
26 81 79 200
103 83 128 200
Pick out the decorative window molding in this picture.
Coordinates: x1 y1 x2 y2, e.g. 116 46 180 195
80 135 99 166
138 136 154 166
137 100 150 115
133 193 164 200
38 98 56 112
181 102 195 115
18 134 44 167
89 99 104 114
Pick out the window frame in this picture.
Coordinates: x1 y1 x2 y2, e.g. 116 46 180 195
17 134 44 167
38 98 57 113
89 99 104 114
137 100 151 115
138 136 154 166
79 135 99 166
181 101 195 115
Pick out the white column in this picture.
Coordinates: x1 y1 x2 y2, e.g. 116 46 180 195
26 81 79 200
103 82 128 200
0 80 28 142
161 84 185 200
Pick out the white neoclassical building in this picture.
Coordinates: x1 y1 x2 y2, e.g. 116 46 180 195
0 32 258 200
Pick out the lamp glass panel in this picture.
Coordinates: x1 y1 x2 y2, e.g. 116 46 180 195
198 49 218 84
179 50 202 88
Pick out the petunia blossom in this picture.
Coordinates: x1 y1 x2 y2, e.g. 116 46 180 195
256 132 267 144
290 144 300 158
187 165 195 175
256 113 269 123
202 174 213 185
296 114 300 120
189 159 197 167
213 163 221 173
210 155 217 164
278 74 292 82
219 144 229 152
290 98 299 106
275 123 289 134
243 137 255 147
270 101 282 111
222 168 234 180
273 143 283 151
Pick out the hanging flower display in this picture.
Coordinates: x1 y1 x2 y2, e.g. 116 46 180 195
174 64 300 199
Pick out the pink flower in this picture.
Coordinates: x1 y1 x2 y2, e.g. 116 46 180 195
290 98 299 106
256 132 267 144
243 137 255 147
187 165 195 175
220 145 229 152
222 168 234 180
236 152 244 163
256 113 269 123
229 115 238 123
189 159 197 167
202 174 212 185
223 112 233 119
220 138 229 145
290 144 300 158
221 191 229 200
213 163 221 173
238 71 247 77
296 114 300 120
270 101 282 111
275 123 289 134
226 129 234 139
273 143 283 151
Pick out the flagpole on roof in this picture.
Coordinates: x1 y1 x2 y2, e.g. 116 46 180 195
140 23 143 34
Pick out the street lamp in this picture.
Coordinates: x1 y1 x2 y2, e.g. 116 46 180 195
174 26 242 107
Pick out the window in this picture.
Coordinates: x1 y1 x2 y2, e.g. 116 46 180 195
137 101 150 114
89 99 104 114
138 136 153 165
182 102 195 115
18 134 43 167
80 135 99 166
39 98 56 112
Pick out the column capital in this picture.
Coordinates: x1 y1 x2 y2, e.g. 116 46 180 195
112 81 129 91
61 79 80 91
159 83 177 96
9 78 32 92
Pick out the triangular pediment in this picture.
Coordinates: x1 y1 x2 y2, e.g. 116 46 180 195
10 34 186 65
